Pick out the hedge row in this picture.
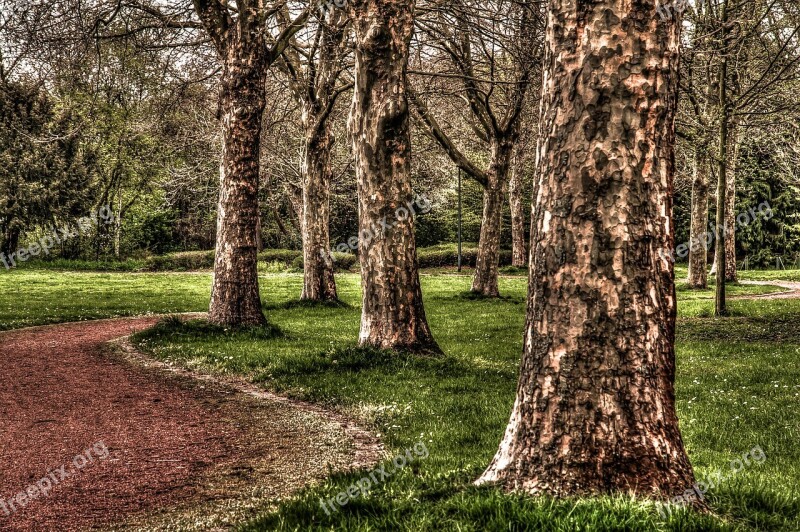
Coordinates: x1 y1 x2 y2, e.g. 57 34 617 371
142 244 509 272
144 250 215 271
143 249 358 272
416 244 513 269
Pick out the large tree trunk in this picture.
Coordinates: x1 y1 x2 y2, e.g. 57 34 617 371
349 0 439 352
301 105 338 301
477 0 698 499
209 62 268 327
472 138 513 296
687 148 709 288
508 153 527 268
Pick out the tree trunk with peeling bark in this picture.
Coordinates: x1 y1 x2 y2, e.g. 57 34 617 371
473 138 513 296
300 105 338 301
349 0 440 352
508 155 527 268
688 149 709 288
209 63 268 326
193 0 310 326
478 0 698 499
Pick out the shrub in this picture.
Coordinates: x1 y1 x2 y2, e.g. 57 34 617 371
416 243 512 269
258 249 302 265
20 258 146 272
143 250 215 271
261 260 291 273
286 251 358 272
290 255 304 271
331 251 358 271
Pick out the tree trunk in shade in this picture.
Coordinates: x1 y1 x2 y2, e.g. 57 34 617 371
348 0 440 352
710 118 740 284
472 138 513 296
477 0 699 500
1 226 19 257
723 123 739 282
508 152 527 268
300 105 338 301
688 149 709 289
209 63 268 326
714 0 730 317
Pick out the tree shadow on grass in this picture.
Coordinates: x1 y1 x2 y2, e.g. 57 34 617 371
677 314 800 343
434 291 524 304
264 299 353 311
242 476 769 531
707 482 800 531
256 345 476 383
135 315 286 342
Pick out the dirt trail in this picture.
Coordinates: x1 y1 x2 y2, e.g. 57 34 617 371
736 280 800 300
0 317 380 531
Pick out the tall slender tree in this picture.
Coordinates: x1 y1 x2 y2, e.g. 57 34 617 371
478 0 699 498
714 0 731 317
508 148 527 268
687 147 711 288
348 0 440 352
277 6 352 302
410 0 542 296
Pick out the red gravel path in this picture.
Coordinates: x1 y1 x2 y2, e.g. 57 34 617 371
0 317 252 530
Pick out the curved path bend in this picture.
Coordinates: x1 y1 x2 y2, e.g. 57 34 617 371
0 317 380 531
736 280 800 300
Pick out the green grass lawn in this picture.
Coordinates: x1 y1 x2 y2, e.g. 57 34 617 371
1 269 798 530
739 269 800 282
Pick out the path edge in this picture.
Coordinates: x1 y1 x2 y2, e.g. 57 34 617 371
109 334 386 475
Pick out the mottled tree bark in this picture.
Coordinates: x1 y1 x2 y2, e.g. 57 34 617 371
349 0 440 352
688 149 709 288
473 138 514 296
300 104 338 301
209 62 268 326
478 0 698 499
193 0 309 326
508 154 527 268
